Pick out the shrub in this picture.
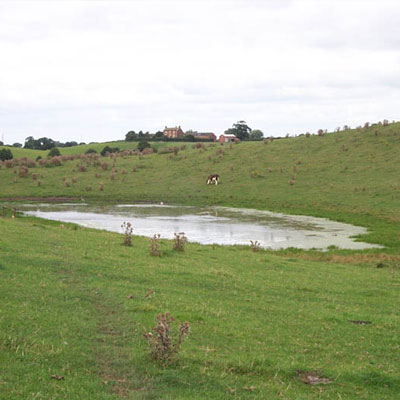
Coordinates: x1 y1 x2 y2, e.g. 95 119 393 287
48 147 61 158
138 141 151 152
101 162 108 171
85 148 97 154
0 148 13 161
100 146 119 156
173 232 187 251
121 221 133 246
78 165 87 172
143 312 190 364
99 182 104 191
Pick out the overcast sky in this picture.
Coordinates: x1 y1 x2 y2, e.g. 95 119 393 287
1 0 399 144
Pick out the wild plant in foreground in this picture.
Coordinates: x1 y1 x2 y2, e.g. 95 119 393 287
250 240 261 252
143 312 190 364
173 232 187 251
121 221 133 246
149 234 161 256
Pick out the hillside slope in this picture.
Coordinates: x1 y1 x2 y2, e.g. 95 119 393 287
1 123 399 249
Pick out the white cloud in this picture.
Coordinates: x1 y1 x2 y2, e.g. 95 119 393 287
0 0 399 144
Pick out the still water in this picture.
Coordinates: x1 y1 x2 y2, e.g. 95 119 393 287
20 203 381 250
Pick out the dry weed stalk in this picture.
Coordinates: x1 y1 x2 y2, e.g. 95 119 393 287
173 232 187 251
149 234 161 256
121 221 133 246
250 240 261 252
143 312 190 364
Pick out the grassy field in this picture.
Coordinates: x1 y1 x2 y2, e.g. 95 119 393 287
1 215 399 399
1 124 400 398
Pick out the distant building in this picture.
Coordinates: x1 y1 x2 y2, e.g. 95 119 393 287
163 126 184 139
186 130 217 141
219 134 237 143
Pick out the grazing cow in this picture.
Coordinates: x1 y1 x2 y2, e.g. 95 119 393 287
207 174 219 185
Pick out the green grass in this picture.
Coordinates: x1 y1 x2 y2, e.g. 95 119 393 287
1 215 399 399
1 123 400 398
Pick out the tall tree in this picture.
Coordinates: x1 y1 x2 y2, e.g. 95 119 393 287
225 121 252 140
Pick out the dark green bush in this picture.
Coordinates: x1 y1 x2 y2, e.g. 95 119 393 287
48 147 61 158
0 148 13 161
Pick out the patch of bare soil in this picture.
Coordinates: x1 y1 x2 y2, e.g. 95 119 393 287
297 371 333 386
349 320 372 325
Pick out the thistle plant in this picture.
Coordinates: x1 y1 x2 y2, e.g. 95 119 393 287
173 232 187 251
121 221 133 246
149 234 161 256
143 312 190 364
250 240 261 252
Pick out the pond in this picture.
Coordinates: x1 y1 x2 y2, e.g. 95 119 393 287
18 203 381 250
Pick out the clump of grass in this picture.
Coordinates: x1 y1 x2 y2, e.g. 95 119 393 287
78 165 87 172
99 182 104 191
250 240 261 252
86 185 92 191
173 232 187 251
64 180 71 187
101 162 108 171
2 206 7 217
289 179 296 185
121 221 133 246
37 180 41 187
72 176 77 183
143 312 190 365
149 234 161 256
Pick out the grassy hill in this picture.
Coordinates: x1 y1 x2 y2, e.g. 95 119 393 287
1 123 399 251
1 123 399 399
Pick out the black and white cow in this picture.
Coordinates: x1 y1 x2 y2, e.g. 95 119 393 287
207 174 219 185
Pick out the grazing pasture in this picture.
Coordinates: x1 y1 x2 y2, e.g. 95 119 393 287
1 216 399 399
1 123 399 398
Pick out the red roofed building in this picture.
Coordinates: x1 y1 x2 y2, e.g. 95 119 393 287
163 126 184 139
